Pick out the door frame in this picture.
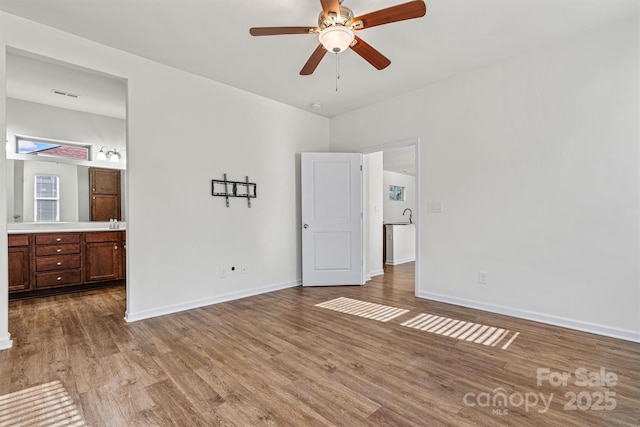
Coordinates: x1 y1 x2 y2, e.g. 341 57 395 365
360 137 420 296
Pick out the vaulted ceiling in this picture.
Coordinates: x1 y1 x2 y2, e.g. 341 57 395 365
1 0 637 118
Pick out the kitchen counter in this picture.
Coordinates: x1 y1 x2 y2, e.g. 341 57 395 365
7 222 126 234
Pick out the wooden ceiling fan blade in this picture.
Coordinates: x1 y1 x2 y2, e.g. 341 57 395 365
350 36 391 70
300 44 327 75
320 0 341 17
352 0 426 30
250 27 316 36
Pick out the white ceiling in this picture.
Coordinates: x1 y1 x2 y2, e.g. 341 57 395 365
6 50 127 119
0 0 637 119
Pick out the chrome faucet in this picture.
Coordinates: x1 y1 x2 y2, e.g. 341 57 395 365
402 208 413 224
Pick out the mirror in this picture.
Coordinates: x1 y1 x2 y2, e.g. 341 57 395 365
6 159 124 223
5 49 126 223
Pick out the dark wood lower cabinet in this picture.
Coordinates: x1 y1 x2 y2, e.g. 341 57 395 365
34 232 82 289
8 230 125 297
85 232 122 282
8 246 30 292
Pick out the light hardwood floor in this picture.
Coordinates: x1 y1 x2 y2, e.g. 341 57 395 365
1 263 639 426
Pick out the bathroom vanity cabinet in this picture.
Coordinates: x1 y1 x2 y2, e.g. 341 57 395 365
34 232 82 289
85 231 124 282
8 229 125 297
8 234 31 292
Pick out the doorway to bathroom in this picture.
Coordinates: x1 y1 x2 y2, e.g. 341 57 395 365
362 138 419 295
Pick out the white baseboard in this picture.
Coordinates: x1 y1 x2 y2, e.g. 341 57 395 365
0 333 13 350
418 291 640 343
385 257 415 266
124 280 301 323
365 269 384 282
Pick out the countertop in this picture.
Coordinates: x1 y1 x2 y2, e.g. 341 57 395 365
7 222 126 234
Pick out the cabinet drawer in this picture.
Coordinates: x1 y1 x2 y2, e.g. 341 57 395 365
35 233 81 245
8 234 29 247
35 270 82 288
85 231 121 243
35 244 81 256
36 255 82 272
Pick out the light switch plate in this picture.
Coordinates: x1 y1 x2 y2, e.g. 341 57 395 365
427 201 443 213
478 271 488 284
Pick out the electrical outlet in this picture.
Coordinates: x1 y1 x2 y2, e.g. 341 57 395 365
478 271 488 284
241 265 247 274
220 267 227 278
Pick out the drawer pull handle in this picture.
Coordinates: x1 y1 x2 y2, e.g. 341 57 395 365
56 249 62 253
56 238 62 242
114 245 118 250
57 276 63 281
57 262 62 266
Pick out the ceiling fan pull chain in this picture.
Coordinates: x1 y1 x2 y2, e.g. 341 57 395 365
335 53 340 92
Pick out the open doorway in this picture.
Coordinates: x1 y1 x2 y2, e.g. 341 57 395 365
5 49 128 315
362 138 419 295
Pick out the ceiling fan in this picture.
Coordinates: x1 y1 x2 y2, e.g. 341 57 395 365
249 0 427 75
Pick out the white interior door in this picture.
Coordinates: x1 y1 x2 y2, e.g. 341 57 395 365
301 152 364 286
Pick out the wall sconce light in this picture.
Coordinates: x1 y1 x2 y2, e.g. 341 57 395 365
96 146 122 162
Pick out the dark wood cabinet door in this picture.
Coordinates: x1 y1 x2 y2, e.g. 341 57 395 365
91 195 121 222
90 168 121 221
91 168 121 194
85 242 122 282
8 247 31 292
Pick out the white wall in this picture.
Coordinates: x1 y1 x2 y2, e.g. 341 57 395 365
383 170 416 223
5 157 14 223
364 152 383 278
0 12 329 347
331 18 640 341
0 43 7 349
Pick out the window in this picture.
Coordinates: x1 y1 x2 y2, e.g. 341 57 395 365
34 174 60 222
17 136 90 161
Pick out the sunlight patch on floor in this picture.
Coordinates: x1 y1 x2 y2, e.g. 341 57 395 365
0 380 86 427
401 313 520 350
315 297 409 322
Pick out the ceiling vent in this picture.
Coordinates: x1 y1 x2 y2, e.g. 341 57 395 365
52 89 80 99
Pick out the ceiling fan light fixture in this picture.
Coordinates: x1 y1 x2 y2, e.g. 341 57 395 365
319 26 354 53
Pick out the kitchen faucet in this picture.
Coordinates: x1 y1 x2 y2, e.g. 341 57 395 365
402 208 413 224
